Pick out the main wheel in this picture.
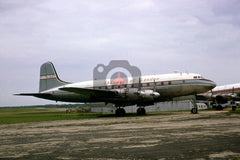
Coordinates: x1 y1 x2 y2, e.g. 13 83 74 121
232 106 236 111
137 108 146 116
115 108 126 116
216 105 223 110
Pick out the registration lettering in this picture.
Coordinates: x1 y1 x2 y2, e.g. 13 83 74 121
40 74 56 80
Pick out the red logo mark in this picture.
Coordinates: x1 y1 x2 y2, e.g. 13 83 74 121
111 72 127 86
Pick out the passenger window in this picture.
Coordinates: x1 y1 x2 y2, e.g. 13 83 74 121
142 83 148 87
114 85 119 89
149 83 154 86
172 81 184 85
120 84 126 88
156 82 161 85
133 84 139 87
163 82 169 85
127 84 132 88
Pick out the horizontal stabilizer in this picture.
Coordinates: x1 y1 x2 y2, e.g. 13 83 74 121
14 93 51 98
59 87 118 98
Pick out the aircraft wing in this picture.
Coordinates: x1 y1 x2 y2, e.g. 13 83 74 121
59 87 119 98
196 94 211 100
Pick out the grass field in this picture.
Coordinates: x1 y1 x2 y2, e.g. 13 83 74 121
0 107 239 124
0 108 107 124
228 108 240 114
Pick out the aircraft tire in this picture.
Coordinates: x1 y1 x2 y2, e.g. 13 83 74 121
232 106 236 111
137 108 146 116
115 108 126 116
121 108 126 116
191 108 198 114
216 105 223 110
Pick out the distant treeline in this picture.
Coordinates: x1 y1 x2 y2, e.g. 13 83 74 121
0 103 90 109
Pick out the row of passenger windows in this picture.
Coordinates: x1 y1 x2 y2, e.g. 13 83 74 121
96 80 191 89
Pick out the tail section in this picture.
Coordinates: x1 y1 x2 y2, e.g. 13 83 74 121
39 62 69 92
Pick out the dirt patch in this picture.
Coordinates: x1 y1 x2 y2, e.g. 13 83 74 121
0 110 240 159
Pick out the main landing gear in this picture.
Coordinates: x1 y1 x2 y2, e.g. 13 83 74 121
115 108 126 116
215 105 223 110
137 107 146 116
231 100 237 111
212 101 223 111
115 107 146 116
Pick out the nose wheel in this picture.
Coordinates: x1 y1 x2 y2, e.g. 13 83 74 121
191 107 198 114
191 98 198 114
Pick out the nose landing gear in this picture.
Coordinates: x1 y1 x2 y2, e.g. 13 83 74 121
191 98 198 114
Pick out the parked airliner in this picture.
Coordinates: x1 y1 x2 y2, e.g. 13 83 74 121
198 83 240 110
16 62 216 116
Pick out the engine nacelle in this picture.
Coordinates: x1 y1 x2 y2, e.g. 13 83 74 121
138 90 160 101
113 88 138 100
114 88 160 101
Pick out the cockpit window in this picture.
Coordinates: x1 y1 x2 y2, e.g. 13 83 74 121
194 76 202 79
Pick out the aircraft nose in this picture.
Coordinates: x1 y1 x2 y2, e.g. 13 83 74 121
209 80 216 90
198 79 216 94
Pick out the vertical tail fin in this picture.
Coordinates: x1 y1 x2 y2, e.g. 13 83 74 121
39 62 69 92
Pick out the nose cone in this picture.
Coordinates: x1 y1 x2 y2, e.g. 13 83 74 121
197 79 216 94
211 81 216 89
207 80 216 90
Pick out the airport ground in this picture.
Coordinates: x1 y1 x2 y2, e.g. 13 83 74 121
0 109 240 159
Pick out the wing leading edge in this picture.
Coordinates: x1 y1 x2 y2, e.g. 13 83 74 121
59 87 119 98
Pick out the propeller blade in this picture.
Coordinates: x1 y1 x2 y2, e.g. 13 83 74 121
138 76 141 91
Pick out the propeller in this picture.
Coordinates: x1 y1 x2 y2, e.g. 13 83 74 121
153 79 156 92
138 76 141 91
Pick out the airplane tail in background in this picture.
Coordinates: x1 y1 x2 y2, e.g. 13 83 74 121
39 62 69 92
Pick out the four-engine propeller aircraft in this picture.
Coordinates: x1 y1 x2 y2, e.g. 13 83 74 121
16 62 216 116
197 83 240 110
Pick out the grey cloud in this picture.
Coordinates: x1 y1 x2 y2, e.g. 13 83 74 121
0 0 240 106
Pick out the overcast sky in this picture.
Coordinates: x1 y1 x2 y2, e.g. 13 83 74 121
0 0 240 107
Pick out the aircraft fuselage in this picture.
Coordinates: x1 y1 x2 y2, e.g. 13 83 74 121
40 73 216 106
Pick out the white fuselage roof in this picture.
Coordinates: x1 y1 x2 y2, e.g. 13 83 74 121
60 72 203 89
213 83 240 92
